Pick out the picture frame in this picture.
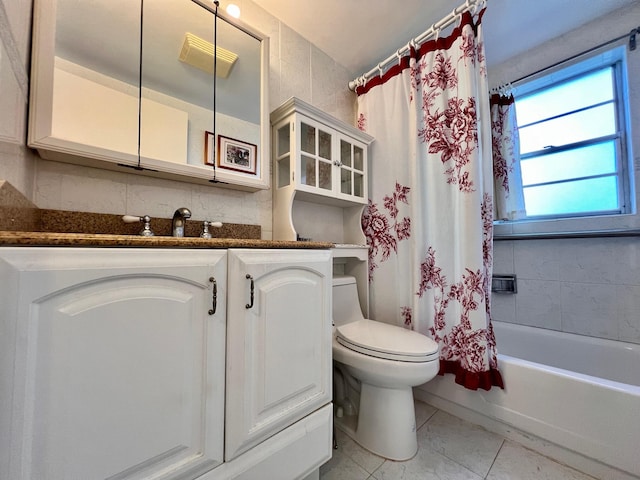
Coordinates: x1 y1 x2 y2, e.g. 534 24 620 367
204 132 257 175
204 131 216 166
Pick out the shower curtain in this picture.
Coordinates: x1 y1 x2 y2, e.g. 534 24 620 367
357 9 503 390
490 93 526 221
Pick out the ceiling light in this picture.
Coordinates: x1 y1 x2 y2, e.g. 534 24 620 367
179 32 238 78
226 4 240 18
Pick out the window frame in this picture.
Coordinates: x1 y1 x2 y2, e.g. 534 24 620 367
509 45 634 222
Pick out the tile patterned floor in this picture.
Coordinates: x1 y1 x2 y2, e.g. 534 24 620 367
320 400 596 480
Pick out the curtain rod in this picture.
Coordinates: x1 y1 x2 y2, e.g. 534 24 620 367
348 0 485 91
504 26 639 88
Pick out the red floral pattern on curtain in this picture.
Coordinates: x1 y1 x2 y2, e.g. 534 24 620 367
362 182 411 280
357 8 503 391
357 113 367 132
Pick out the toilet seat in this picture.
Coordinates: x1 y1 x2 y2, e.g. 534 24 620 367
336 319 439 363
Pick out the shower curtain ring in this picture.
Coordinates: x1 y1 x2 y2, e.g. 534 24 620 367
451 7 461 23
431 22 444 42
396 49 403 64
378 62 384 77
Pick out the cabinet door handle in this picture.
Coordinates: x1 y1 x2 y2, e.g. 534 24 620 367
245 274 254 309
208 276 217 315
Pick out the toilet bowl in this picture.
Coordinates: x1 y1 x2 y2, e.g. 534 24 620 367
332 275 439 461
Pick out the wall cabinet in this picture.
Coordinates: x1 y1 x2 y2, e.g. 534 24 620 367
271 98 374 245
0 247 332 480
28 0 270 191
275 114 366 203
271 98 374 209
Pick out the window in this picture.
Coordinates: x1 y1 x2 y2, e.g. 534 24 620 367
512 46 633 219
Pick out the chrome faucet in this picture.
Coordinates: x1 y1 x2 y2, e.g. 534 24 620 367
172 207 192 237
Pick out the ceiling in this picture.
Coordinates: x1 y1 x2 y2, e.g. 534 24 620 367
251 0 637 78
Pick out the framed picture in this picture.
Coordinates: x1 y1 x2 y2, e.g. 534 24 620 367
204 131 217 166
205 132 257 175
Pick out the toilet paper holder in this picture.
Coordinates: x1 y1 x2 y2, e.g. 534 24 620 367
491 274 517 293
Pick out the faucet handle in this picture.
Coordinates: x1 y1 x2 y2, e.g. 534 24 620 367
201 220 223 238
122 215 154 237
122 215 142 223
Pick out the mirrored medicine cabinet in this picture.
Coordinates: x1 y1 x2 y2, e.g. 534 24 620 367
28 0 270 191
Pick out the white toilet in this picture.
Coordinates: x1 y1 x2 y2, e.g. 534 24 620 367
332 275 440 461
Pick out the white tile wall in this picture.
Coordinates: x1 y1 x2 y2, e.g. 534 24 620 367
561 282 620 339
0 0 357 240
493 237 640 344
618 285 640 343
513 240 560 280
0 0 38 198
515 279 562 330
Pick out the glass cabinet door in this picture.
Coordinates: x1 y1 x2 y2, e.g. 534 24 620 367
299 120 333 191
338 138 366 200
353 144 365 198
275 123 291 188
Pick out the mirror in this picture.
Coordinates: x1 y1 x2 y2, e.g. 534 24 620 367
31 0 268 189
140 1 262 177
51 0 142 165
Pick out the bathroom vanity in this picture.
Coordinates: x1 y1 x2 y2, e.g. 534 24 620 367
0 245 332 480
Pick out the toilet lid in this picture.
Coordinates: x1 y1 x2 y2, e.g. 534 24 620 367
336 319 439 363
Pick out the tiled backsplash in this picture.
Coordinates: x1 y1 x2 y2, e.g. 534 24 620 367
0 180 39 231
0 180 260 238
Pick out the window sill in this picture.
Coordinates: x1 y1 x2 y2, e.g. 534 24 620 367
493 213 640 240
493 228 640 240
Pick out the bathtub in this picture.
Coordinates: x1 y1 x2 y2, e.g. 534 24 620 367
415 321 640 479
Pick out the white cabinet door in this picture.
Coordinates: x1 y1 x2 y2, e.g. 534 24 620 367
224 249 332 460
0 248 227 480
295 115 337 197
334 132 368 203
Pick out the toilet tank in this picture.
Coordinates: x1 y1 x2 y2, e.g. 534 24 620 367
332 275 366 326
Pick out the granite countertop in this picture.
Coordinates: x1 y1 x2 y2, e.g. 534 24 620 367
0 231 334 249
